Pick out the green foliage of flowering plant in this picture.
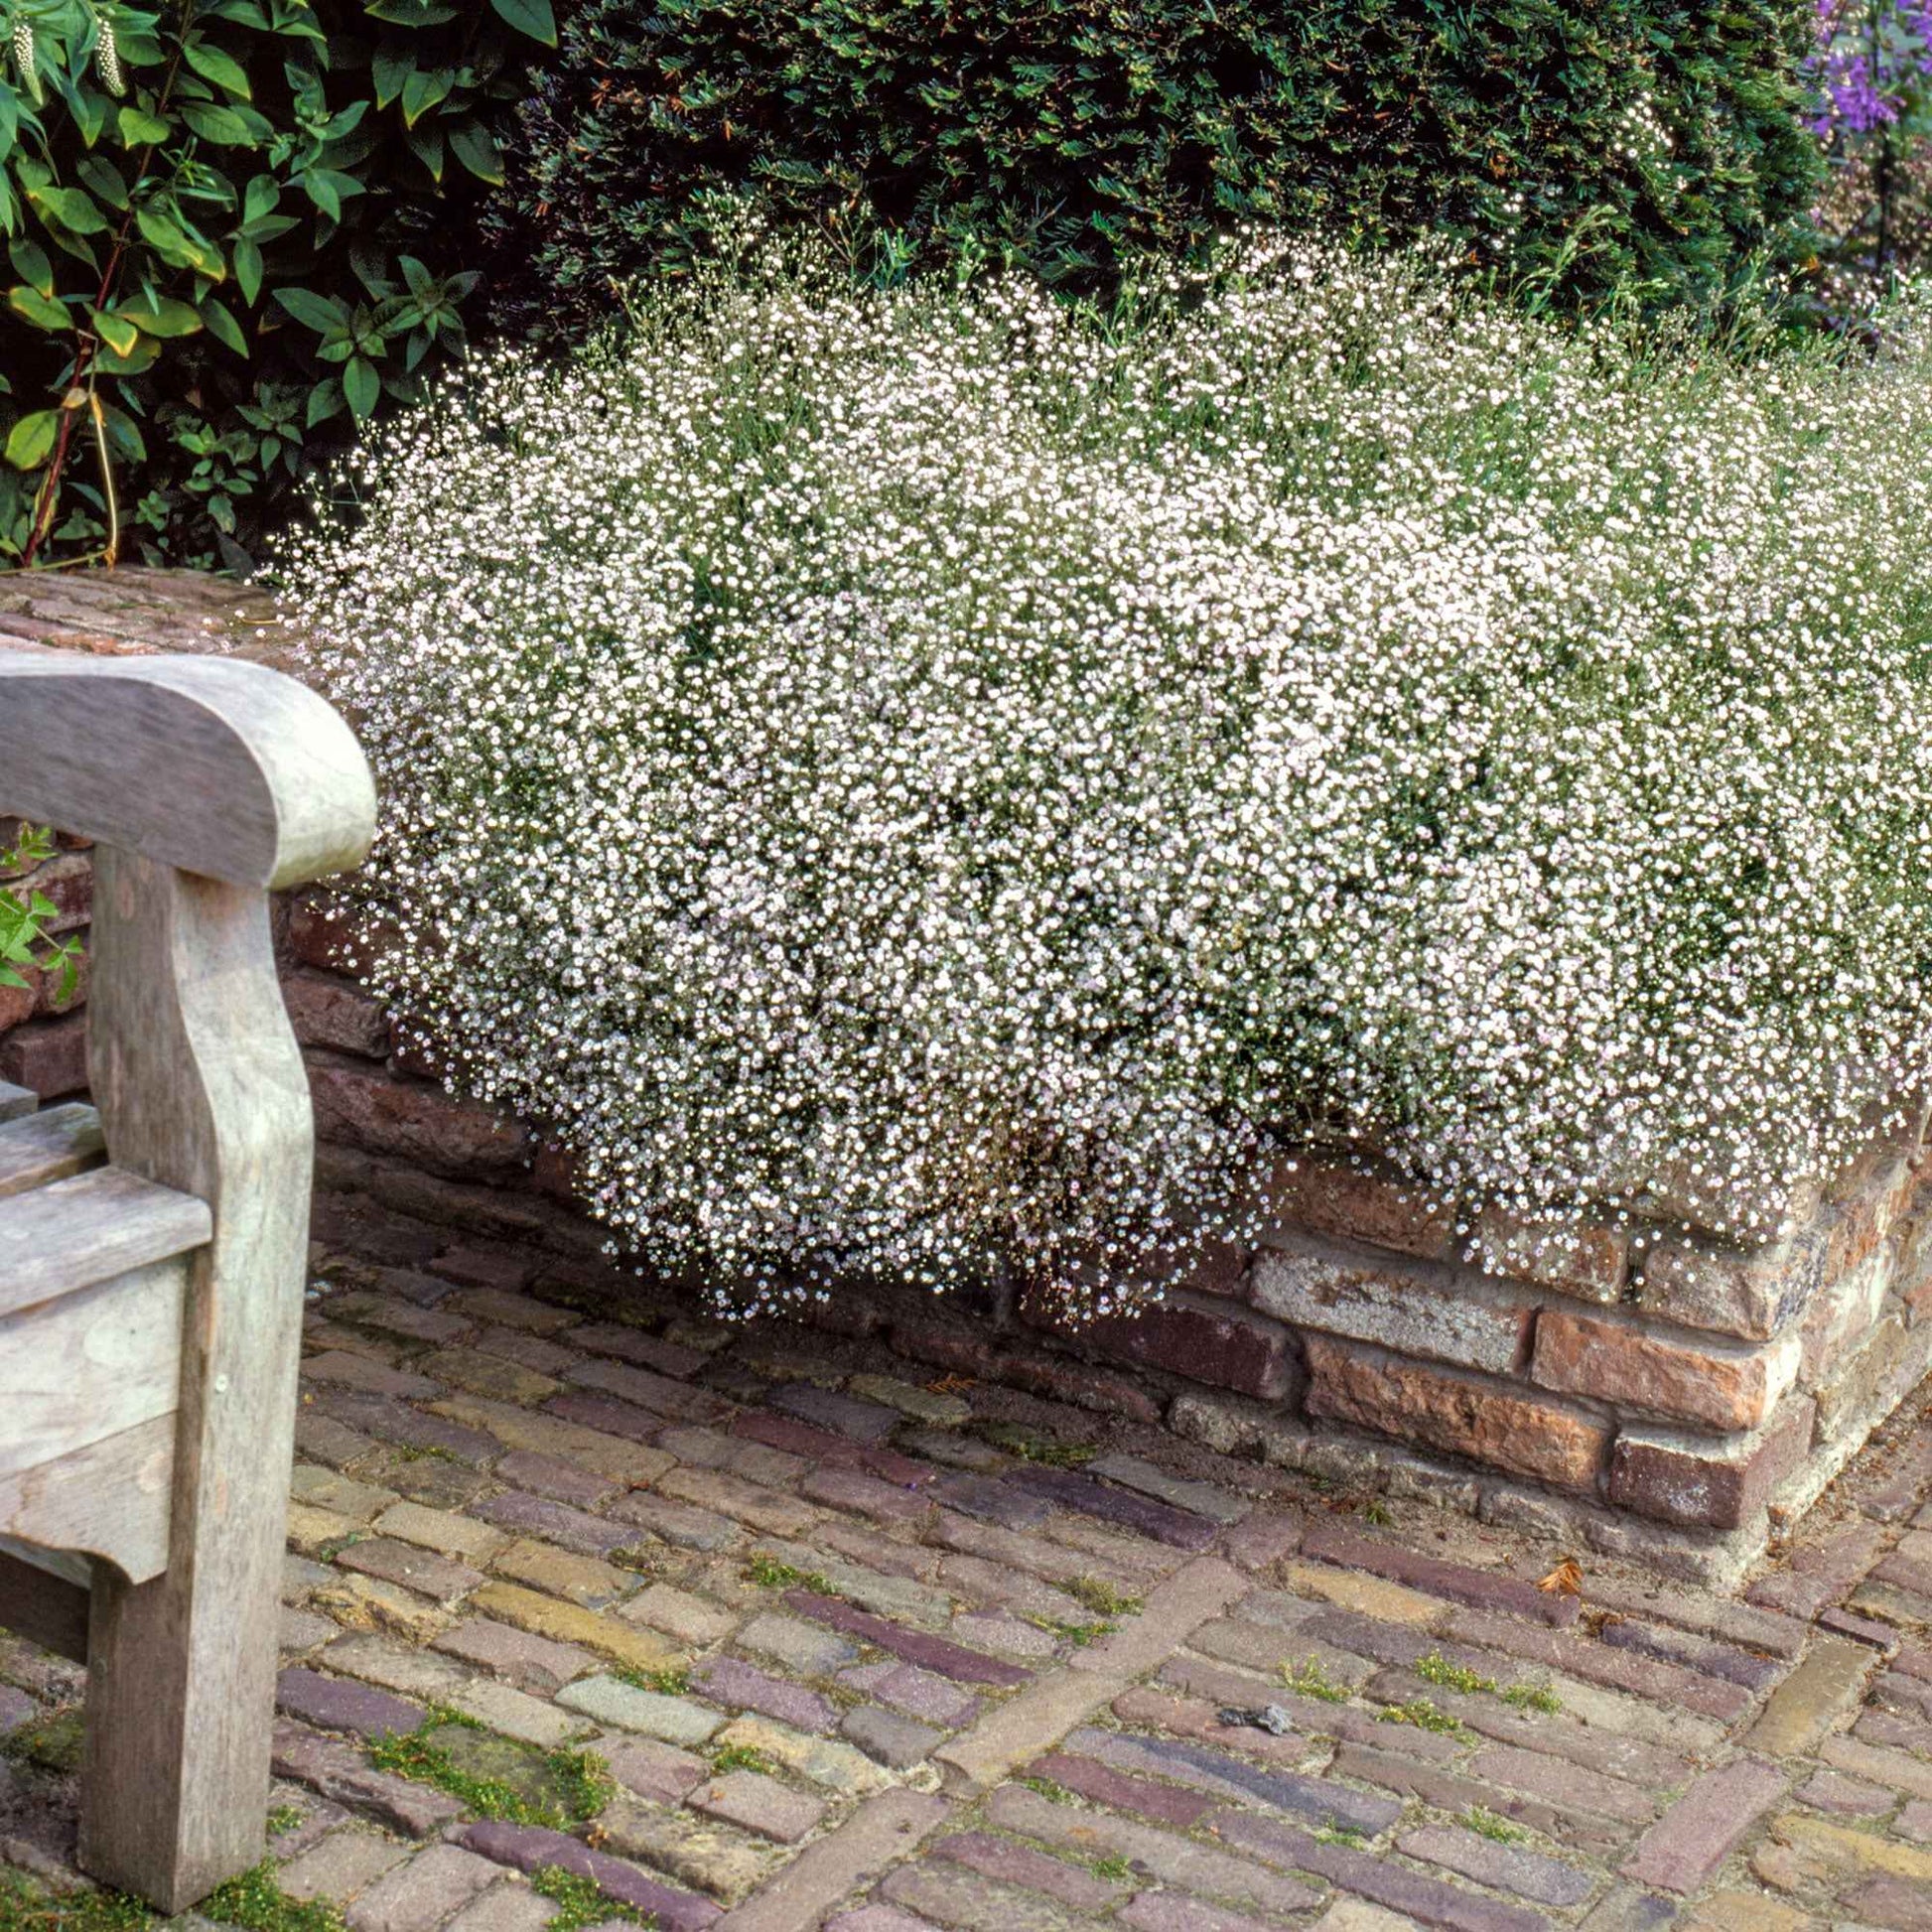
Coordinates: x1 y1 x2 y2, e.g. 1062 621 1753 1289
0 820 77 1001
0 0 559 570
283 233 1932 1316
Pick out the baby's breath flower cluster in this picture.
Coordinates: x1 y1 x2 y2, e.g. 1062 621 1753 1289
282 237 1932 1315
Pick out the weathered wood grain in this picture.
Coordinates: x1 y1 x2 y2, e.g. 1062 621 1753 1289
0 1418 173 1586
0 1259 184 1484
0 653 373 889
0 1167 207 1313
0 1102 103 1198
77 849 319 1910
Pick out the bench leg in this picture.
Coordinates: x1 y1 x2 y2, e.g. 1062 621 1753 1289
75 851 313 1912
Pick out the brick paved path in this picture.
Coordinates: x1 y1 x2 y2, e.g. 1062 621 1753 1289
4 1213 1932 1931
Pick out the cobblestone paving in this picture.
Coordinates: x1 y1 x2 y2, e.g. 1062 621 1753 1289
7 1212 1932 1932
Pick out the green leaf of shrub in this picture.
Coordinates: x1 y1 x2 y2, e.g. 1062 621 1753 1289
488 0 558 47
117 106 172 146
122 294 205 338
344 354 380 419
183 43 253 100
448 120 502 185
181 102 254 146
27 186 109 235
89 306 140 355
201 297 247 356
7 285 69 331
275 287 346 333
7 239 53 297
4 411 59 470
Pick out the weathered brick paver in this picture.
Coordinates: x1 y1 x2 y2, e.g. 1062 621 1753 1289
10 1220 1932 1932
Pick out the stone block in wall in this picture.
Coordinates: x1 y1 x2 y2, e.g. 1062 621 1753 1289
7 852 91 934
1634 1152 1822 1246
0 1012 86 1097
1531 1308 1801 1432
1799 1250 1892 1388
286 889 402 980
1635 1228 1825 1340
1303 1334 1611 1490
1815 1312 1917 1446
1019 1283 1296 1403
1467 1204 1628 1303
284 968 391 1059
308 1053 530 1177
1249 1242 1533 1374
1254 1155 1456 1261
1608 1400 1815 1531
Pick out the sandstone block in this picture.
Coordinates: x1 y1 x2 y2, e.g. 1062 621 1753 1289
286 969 393 1059
310 1055 530 1177
1256 1156 1457 1259
1636 1229 1824 1340
1304 1337 1610 1489
1019 1288 1295 1402
1470 1205 1628 1302
1251 1246 1532 1373
1532 1310 1801 1432
1609 1401 1814 1531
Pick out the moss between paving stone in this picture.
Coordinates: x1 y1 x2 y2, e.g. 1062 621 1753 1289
203 1863 347 1932
530 1866 650 1931
369 1709 614 1827
0 1869 150 1932
5 1708 83 1774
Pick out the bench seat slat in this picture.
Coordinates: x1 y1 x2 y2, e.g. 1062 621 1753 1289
0 1167 209 1316
0 1102 104 1201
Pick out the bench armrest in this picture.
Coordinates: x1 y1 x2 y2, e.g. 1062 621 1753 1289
0 651 373 889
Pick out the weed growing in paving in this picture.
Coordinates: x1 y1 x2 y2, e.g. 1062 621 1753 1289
1019 1775 1076 1804
203 1865 346 1932
1313 1823 1368 1848
0 1873 151 1932
1087 1856 1134 1882
1415 1653 1497 1697
709 1744 775 1775
264 1806 306 1838
370 1709 614 1826
744 1553 835 1594
530 1867 652 1932
1279 1658 1351 1705
615 1665 690 1696
1378 1699 1468 1738
1463 1806 1525 1843
1065 1578 1142 1619
1026 1616 1116 1647
1501 1683 1564 1715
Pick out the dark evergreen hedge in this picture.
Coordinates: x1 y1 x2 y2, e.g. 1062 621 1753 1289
493 0 1824 323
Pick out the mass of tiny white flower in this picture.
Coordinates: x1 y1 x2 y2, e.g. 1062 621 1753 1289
279 233 1932 1316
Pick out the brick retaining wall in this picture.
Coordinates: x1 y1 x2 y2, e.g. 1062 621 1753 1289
6 567 1930 1588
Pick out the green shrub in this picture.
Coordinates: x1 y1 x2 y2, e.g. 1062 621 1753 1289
498 0 1824 327
0 0 562 570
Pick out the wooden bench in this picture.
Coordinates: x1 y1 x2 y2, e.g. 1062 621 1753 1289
0 650 373 1911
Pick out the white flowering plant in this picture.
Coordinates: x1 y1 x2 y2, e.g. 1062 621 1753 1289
282 236 1932 1314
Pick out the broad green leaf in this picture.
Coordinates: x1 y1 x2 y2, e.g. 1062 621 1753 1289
76 157 129 210
275 287 345 333
400 67 454 127
5 411 59 470
27 186 109 235
344 354 380 419
305 376 345 427
117 106 173 146
448 119 501 184
8 238 53 296
99 405 146 464
242 174 278 226
232 231 263 306
89 307 140 355
183 43 253 100
122 294 205 338
488 0 558 46
201 296 247 356
371 45 415 110
136 206 212 271
92 336 161 375
405 123 446 181
7 284 70 331
181 102 254 146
